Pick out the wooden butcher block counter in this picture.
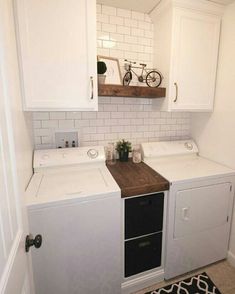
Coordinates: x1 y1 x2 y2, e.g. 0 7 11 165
106 160 169 198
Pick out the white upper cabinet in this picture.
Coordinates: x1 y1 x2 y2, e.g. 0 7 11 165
151 0 223 112
15 0 98 111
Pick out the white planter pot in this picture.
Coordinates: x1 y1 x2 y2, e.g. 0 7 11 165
98 74 106 85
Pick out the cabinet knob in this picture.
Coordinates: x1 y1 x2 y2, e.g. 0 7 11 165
90 76 94 100
173 82 178 102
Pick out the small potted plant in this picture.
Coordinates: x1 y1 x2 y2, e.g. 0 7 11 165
97 61 107 85
116 139 132 162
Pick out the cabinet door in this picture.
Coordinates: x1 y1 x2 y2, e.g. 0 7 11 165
15 0 97 111
169 9 220 111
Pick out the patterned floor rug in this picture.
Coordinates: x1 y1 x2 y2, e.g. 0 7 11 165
146 272 221 294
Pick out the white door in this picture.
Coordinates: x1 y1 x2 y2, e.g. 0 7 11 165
0 0 35 292
15 0 98 111
170 9 221 111
0 67 33 294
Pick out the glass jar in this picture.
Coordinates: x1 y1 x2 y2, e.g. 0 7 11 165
105 143 116 165
132 147 142 163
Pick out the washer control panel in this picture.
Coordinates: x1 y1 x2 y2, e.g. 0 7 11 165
34 146 105 170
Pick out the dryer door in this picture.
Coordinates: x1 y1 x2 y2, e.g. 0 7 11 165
174 182 231 238
165 181 233 280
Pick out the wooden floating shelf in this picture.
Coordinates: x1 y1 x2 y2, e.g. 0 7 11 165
98 84 166 98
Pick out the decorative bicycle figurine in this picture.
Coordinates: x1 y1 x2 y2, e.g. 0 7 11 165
123 59 162 88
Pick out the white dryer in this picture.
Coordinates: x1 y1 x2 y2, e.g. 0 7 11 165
26 146 121 294
141 140 235 279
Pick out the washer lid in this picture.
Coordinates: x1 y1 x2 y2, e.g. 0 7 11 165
26 165 120 208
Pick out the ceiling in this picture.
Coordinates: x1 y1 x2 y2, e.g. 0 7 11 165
97 0 235 13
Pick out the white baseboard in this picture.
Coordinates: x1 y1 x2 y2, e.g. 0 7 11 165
227 251 235 268
121 269 164 294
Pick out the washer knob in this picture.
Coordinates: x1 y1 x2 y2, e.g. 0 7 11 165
184 142 193 150
87 149 98 159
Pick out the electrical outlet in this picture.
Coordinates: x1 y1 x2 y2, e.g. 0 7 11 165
55 131 78 148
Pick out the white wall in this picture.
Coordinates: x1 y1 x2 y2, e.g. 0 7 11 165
191 1 235 265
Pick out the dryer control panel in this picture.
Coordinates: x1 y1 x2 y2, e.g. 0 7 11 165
141 140 198 159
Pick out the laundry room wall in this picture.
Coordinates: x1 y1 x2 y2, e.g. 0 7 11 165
191 1 235 266
32 4 191 150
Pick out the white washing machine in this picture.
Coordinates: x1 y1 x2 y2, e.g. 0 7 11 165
26 146 121 294
141 140 235 279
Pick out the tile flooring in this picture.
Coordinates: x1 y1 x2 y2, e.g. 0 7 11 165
133 260 235 294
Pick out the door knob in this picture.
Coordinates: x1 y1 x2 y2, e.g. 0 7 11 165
25 234 42 252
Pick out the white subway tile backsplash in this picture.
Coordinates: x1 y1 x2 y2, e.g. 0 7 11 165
96 4 101 14
97 31 110 40
41 120 58 128
74 120 90 127
103 40 116 49
58 120 74 129
131 28 144 37
104 119 118 126
97 126 110 133
97 112 110 119
144 30 154 38
97 22 101 31
124 51 138 60
124 18 138 28
138 21 151 30
117 25 131 35
144 14 152 23
110 97 124 104
34 128 51 136
66 112 82 119
103 104 118 112
33 120 41 129
49 112 66 119
102 23 116 33
109 49 124 59
33 112 49 120
41 136 52 144
111 125 124 132
97 40 102 48
117 8 131 18
131 11 145 21
109 33 124 42
82 127 97 134
124 35 138 44
110 15 124 25
116 42 132 51
32 5 191 150
102 5 116 16
90 119 104 126
111 112 124 119
90 133 105 141
34 136 41 145
105 133 118 140
97 13 109 23
81 112 97 119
